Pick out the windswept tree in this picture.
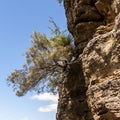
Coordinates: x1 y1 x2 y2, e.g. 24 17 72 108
7 20 74 96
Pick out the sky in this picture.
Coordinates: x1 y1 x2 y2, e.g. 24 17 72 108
0 0 67 120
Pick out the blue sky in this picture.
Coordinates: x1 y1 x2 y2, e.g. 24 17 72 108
0 0 66 120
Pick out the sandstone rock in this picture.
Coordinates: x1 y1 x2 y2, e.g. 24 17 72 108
57 60 90 120
82 6 120 119
57 0 120 120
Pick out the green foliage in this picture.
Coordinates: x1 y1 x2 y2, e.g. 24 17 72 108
7 22 73 96
57 0 63 4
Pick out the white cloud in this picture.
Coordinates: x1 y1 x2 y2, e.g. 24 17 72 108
19 117 30 120
31 93 58 112
38 103 57 112
31 93 58 103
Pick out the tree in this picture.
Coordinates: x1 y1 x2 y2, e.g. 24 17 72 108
57 0 63 4
7 20 74 96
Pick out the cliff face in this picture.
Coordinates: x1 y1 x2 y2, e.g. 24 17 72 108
57 0 120 120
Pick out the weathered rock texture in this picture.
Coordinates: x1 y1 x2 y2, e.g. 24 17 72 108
57 0 120 120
